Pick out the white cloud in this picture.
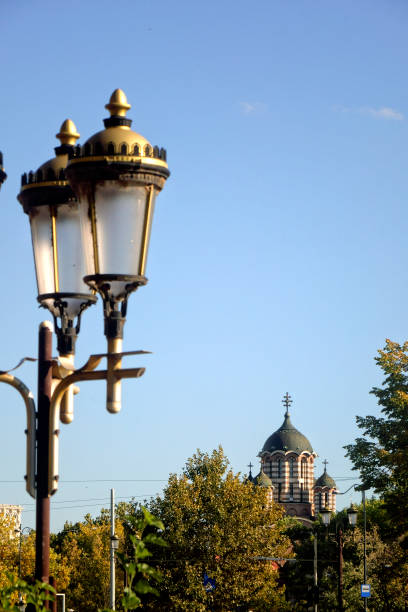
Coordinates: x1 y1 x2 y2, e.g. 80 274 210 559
333 104 404 121
240 101 267 115
364 106 404 120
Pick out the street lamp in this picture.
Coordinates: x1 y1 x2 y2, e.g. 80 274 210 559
18 119 97 359
15 525 32 610
335 484 368 611
320 506 331 526
347 503 358 527
65 88 169 413
0 151 7 188
0 89 169 587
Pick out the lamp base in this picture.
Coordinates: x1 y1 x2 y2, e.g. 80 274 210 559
83 274 148 340
38 292 97 355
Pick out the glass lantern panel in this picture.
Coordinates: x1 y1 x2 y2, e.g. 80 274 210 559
56 201 92 294
29 205 55 295
95 182 152 273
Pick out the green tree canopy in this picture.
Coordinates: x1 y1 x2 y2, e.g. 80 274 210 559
344 339 408 540
144 447 292 611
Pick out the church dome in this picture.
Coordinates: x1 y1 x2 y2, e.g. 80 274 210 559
254 470 273 488
315 467 336 489
261 411 314 454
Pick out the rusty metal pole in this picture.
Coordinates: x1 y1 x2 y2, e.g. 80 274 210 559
338 529 343 612
34 321 53 586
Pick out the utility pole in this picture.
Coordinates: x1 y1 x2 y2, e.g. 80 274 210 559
363 490 367 611
338 529 343 612
110 488 116 610
314 534 318 612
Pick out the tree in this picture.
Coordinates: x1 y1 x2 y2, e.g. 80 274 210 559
144 447 292 611
0 515 69 593
344 339 408 540
56 514 124 611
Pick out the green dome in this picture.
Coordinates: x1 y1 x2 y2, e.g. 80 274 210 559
315 468 336 489
262 412 314 454
254 470 273 488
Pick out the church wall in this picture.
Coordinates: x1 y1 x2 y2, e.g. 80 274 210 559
261 452 316 513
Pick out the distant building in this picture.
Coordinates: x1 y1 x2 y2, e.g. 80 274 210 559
249 393 336 521
0 504 23 530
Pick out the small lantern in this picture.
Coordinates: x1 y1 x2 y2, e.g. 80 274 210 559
347 503 358 526
18 120 97 355
0 152 7 188
111 533 120 550
320 506 331 526
65 89 170 341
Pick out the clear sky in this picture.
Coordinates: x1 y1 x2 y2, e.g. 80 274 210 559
1 0 407 531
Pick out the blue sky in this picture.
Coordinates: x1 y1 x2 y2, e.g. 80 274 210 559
1 0 407 530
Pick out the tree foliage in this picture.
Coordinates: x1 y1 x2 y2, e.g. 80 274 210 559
100 507 167 612
56 513 124 611
144 447 292 611
344 339 408 539
284 507 408 611
0 514 69 594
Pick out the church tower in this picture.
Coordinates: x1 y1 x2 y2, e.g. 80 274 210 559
314 461 337 513
257 393 317 519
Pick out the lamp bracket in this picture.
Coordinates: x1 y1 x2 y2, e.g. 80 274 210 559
83 274 147 339
38 292 97 355
48 348 148 495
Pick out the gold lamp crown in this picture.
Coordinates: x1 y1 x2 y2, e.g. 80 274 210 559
105 89 131 117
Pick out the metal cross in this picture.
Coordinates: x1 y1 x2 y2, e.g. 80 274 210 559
323 459 328 471
282 392 293 414
247 462 253 476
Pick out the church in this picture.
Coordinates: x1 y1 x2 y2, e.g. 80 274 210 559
249 393 337 521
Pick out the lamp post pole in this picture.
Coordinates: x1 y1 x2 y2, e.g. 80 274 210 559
362 489 367 611
110 488 116 610
313 533 318 612
2 88 170 593
35 322 53 583
337 528 343 612
333 484 368 610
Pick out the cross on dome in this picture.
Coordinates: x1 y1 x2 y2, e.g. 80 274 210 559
282 392 293 415
323 459 328 471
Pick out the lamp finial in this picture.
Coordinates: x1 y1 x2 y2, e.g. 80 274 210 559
105 89 131 117
56 119 80 146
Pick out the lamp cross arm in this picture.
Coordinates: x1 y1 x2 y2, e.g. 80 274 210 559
48 350 147 496
0 374 36 498
334 483 367 495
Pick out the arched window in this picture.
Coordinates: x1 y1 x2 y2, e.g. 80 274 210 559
319 493 323 510
120 143 127 155
133 144 140 156
95 142 103 155
277 459 282 478
107 142 115 155
300 483 304 502
325 492 328 506
144 144 152 157
301 458 307 479
290 458 295 478
289 483 294 499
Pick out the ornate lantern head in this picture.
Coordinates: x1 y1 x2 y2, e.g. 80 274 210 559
18 120 97 355
65 89 170 340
